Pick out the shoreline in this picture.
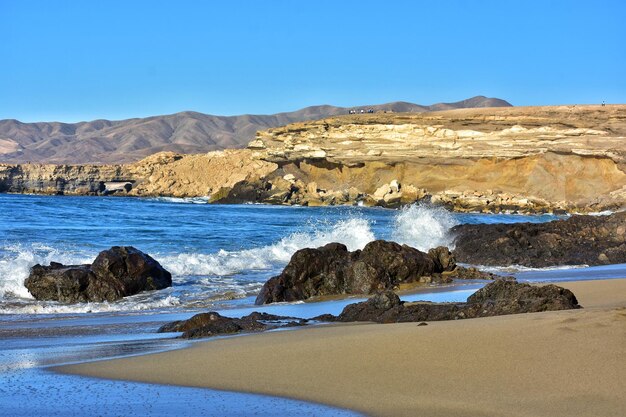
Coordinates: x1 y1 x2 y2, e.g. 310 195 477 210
0 191 616 215
57 278 626 417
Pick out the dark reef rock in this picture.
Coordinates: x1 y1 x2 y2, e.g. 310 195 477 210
255 241 460 305
453 211 626 267
336 279 580 323
160 279 580 339
159 311 308 339
25 246 172 303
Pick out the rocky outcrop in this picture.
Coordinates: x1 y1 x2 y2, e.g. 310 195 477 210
255 241 492 305
159 279 580 339
24 246 172 303
0 150 277 199
453 211 626 267
334 279 580 323
158 311 308 339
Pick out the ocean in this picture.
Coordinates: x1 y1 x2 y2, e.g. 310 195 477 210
2 194 624 416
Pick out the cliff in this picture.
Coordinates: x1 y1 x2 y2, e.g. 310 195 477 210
248 105 626 212
2 105 626 213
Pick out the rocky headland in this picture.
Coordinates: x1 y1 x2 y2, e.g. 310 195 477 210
2 105 626 213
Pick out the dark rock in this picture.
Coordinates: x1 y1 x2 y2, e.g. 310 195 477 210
453 212 626 267
466 279 579 312
335 279 580 323
256 240 451 305
428 246 457 272
444 266 505 280
159 280 581 339
25 263 95 303
158 311 306 339
90 246 172 296
24 246 172 303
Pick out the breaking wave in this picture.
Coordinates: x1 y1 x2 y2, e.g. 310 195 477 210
0 243 93 300
160 216 375 276
0 205 463 313
391 203 458 251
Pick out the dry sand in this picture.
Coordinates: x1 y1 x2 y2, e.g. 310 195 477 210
58 279 626 417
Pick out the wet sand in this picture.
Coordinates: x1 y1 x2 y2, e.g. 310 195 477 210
58 279 626 417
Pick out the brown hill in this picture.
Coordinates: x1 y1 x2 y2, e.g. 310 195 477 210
0 96 510 164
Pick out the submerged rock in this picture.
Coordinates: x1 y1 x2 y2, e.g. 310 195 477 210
336 279 580 323
453 211 626 267
255 241 457 305
24 246 172 303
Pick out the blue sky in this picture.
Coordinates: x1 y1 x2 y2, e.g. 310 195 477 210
1 0 625 122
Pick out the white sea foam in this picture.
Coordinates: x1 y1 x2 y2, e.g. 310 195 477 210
160 216 375 276
480 264 589 274
391 204 459 251
0 294 182 315
151 196 211 204
0 243 93 300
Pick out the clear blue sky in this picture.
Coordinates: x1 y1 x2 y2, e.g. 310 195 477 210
1 0 625 122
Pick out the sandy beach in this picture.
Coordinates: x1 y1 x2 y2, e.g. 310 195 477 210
58 279 626 417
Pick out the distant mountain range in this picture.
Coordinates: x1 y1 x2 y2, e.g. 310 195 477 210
0 96 511 164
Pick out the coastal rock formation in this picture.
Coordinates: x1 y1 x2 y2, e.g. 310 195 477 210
159 280 580 339
255 241 491 305
0 150 277 199
256 241 438 304
2 105 626 213
25 246 172 303
249 105 626 212
158 311 308 339
453 211 626 267
334 279 580 323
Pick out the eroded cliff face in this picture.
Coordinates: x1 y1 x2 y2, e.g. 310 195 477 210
248 105 626 212
0 150 277 200
2 105 626 213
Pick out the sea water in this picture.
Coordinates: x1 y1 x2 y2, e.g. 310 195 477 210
1 194 623 416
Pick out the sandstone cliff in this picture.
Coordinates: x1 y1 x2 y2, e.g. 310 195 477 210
248 105 626 212
2 105 625 213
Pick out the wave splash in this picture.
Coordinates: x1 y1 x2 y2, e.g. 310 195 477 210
160 216 376 277
0 243 93 300
391 203 458 251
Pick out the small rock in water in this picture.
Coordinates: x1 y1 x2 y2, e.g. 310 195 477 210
24 246 172 303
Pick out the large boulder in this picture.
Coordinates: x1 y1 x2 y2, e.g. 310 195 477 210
453 211 626 267
335 279 580 323
24 246 172 303
256 240 455 305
